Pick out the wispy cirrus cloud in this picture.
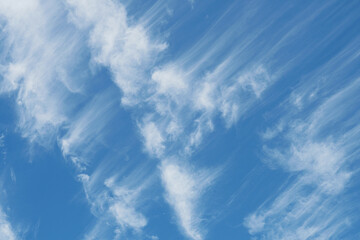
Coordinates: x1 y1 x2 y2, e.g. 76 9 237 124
4 1 357 240
65 1 276 239
161 160 220 240
0 139 17 240
79 157 156 239
0 208 17 240
65 0 167 106
245 36 360 239
0 0 153 237
0 0 86 145
60 88 120 171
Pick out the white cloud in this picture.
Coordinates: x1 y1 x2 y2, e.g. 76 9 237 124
106 180 149 233
0 222 16 240
152 65 188 97
245 144 350 239
194 81 216 112
79 159 155 239
109 201 147 230
244 178 351 240
2 1 274 239
145 61 272 156
261 121 284 140
186 117 214 152
288 142 349 194
245 75 360 239
0 1 168 237
132 39 272 240
149 235 159 240
10 169 16 183
0 207 17 240
238 65 271 98
66 0 167 106
64 4 275 238
161 160 218 240
0 135 4 147
60 89 118 170
219 65 271 127
0 0 85 145
140 120 165 157
77 173 90 183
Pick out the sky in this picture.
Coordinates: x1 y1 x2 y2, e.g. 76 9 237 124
0 0 359 239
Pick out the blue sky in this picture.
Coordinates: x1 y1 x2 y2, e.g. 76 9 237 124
0 0 359 239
